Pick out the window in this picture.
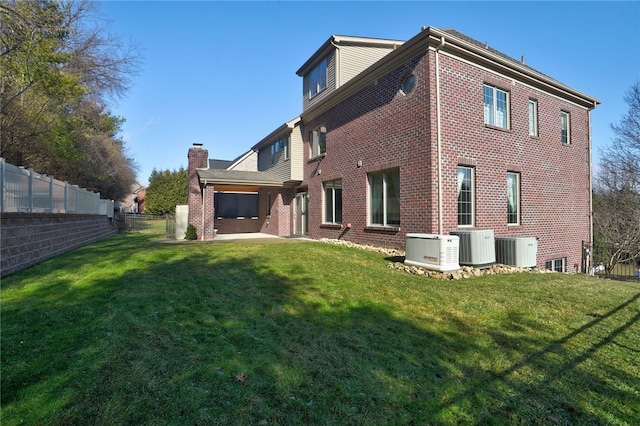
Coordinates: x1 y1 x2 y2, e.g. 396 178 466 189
545 258 566 272
283 137 289 160
369 169 400 227
308 57 328 98
561 111 570 144
309 126 326 157
323 180 342 224
270 137 289 164
457 166 474 226
528 99 538 137
507 172 520 225
214 192 258 218
401 74 415 94
484 84 509 129
266 192 272 216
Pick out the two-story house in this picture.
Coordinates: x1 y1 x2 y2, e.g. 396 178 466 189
187 27 600 271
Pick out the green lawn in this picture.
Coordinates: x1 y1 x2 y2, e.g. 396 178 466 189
1 231 639 425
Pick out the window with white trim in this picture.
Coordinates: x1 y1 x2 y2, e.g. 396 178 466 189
545 258 566 272
369 169 400 227
561 111 570 144
484 84 509 129
528 99 538 137
507 172 520 225
323 180 342 224
457 166 474 226
309 126 326 157
308 57 328 98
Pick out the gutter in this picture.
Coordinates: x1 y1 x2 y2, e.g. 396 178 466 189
252 116 301 151
428 27 601 108
301 27 600 124
201 184 205 241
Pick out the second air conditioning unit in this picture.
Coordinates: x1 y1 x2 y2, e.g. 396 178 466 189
449 229 496 268
495 236 538 268
405 233 460 272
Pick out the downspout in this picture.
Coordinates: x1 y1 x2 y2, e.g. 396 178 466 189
587 101 596 272
435 36 445 235
201 184 205 241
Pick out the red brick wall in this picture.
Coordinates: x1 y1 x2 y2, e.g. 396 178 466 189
300 48 592 268
187 146 208 239
260 187 294 236
436 53 591 269
302 53 433 250
215 217 263 234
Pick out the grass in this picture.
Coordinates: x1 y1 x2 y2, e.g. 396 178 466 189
1 231 639 425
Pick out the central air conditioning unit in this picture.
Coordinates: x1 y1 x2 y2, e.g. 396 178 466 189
449 229 496 268
495 236 538 267
405 233 460 272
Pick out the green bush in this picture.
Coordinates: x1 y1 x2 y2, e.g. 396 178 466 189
184 224 198 240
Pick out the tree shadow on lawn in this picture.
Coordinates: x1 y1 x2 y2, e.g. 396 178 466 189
2 243 638 425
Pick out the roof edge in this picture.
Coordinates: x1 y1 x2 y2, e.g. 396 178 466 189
251 116 301 151
301 26 600 122
429 27 601 108
296 35 405 76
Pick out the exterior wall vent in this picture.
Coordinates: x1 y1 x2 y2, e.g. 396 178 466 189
450 229 496 268
405 234 460 272
495 236 538 267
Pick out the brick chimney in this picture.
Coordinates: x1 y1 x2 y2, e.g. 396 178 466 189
187 143 208 239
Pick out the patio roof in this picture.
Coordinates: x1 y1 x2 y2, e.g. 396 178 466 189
197 168 283 187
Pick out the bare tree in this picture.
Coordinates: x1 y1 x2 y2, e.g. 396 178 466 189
1 0 140 200
593 82 640 272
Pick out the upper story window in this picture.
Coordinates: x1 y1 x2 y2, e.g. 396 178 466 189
484 84 509 129
308 57 328 99
561 111 571 144
528 99 538 137
457 166 474 226
309 126 326 158
401 74 415 95
270 137 289 164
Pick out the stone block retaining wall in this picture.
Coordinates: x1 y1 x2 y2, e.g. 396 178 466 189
1 213 117 277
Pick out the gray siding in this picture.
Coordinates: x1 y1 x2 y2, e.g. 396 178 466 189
256 123 303 183
258 141 290 182
301 45 397 112
302 51 336 112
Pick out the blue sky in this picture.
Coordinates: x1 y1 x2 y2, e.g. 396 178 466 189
98 1 640 186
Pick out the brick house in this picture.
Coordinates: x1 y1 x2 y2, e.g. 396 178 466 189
115 182 146 214
187 27 600 271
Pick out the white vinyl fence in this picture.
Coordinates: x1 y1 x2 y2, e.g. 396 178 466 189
1 158 114 217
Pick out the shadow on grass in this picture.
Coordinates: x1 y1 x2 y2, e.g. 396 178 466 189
1 236 639 424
